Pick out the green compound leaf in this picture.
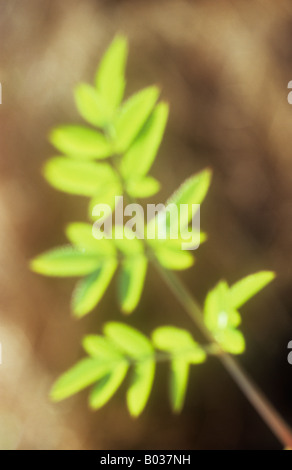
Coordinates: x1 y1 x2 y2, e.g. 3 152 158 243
152 239 195 270
66 222 116 256
104 322 155 416
203 273 274 355
125 176 160 198
30 246 103 277
204 281 241 333
215 328 246 355
104 322 153 358
152 326 206 412
127 359 155 417
50 125 112 159
114 86 160 153
152 326 206 364
96 35 128 109
167 169 212 227
89 181 123 220
72 260 118 317
82 335 124 360
50 358 112 402
44 158 118 197
74 83 113 128
178 230 207 251
115 228 147 313
113 226 145 256
229 271 275 309
118 255 148 314
169 358 189 413
147 208 206 250
89 362 128 410
120 102 169 179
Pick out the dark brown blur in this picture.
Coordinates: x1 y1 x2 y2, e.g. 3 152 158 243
0 0 292 450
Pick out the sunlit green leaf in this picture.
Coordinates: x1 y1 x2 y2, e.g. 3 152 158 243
147 209 206 249
44 158 118 196
113 226 145 256
169 359 189 413
127 359 155 417
118 255 148 314
152 328 206 413
104 322 153 359
152 326 206 364
50 358 111 401
204 280 247 354
229 271 275 309
66 222 116 256
74 83 113 128
120 102 169 178
215 328 246 355
103 322 155 416
126 177 160 198
89 182 122 220
89 362 128 410
82 335 123 361
50 125 112 159
166 169 212 227
96 35 128 108
30 246 102 277
114 86 160 153
177 230 207 251
204 281 241 332
72 260 118 317
153 240 194 270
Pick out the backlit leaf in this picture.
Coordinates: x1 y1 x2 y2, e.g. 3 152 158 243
153 240 194 270
50 125 112 159
89 182 122 220
50 358 111 401
167 169 212 227
229 271 275 309
103 322 155 416
96 35 128 108
82 335 123 361
215 328 246 355
118 255 148 314
66 222 116 256
30 246 102 277
72 260 118 317
89 362 128 410
104 322 153 359
204 281 241 332
114 86 160 153
120 102 169 178
127 359 155 417
125 176 160 198
152 327 205 413
152 326 206 364
74 83 113 128
44 158 118 196
169 359 189 413
113 226 145 256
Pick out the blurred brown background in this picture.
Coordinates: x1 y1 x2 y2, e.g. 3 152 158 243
0 0 292 450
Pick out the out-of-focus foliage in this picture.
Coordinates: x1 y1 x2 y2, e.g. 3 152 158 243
204 272 275 354
30 36 275 418
51 323 206 416
31 37 209 316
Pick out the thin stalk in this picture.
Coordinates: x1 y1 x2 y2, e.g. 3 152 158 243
154 260 292 449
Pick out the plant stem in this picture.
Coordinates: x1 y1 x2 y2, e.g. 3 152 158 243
154 260 292 449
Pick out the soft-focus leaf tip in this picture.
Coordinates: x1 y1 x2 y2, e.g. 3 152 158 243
49 384 63 403
127 404 143 419
29 258 38 273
